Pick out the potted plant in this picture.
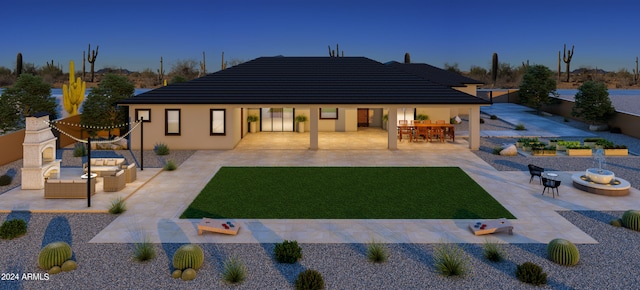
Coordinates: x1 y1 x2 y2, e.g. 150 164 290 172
382 114 388 131
566 145 592 156
531 143 549 156
584 138 605 148
556 140 579 151
604 144 628 156
416 114 429 121
295 114 308 133
247 115 259 133
594 139 613 149
548 139 559 147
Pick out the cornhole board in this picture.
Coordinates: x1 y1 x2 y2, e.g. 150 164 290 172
469 218 513 236
197 218 240 235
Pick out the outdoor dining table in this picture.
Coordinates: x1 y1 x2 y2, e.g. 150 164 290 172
397 124 455 142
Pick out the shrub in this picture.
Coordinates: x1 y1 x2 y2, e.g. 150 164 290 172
164 159 177 171
108 196 127 214
482 239 505 262
515 123 526 130
294 269 324 290
0 218 27 239
490 114 498 120
247 115 259 122
622 210 640 231
480 118 485 124
416 114 429 120
367 240 388 263
433 243 468 276
610 219 623 227
274 240 302 264
516 262 547 286
38 242 73 270
0 174 12 186
173 244 204 270
154 142 170 155
222 256 247 284
563 117 569 122
492 147 503 155
181 268 197 281
547 238 580 266
73 143 86 157
133 236 156 262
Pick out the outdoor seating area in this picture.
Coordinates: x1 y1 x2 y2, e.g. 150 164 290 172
397 120 455 143
83 158 126 176
103 170 126 192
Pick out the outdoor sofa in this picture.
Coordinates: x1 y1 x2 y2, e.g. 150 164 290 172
83 158 126 176
103 169 126 192
44 178 96 199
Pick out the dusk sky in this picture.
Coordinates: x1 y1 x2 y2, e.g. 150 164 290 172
2 0 639 74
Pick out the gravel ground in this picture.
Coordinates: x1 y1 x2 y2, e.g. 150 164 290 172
1 211 637 289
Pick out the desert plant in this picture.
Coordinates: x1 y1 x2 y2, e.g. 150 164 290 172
622 210 640 231
222 256 247 284
60 260 77 272
480 118 485 124
0 218 27 239
516 262 547 286
515 123 526 130
294 269 325 290
492 147 503 155
0 174 12 186
483 239 506 262
48 266 61 275
171 269 182 279
73 143 86 157
490 114 498 120
274 240 302 263
38 242 73 270
571 80 615 125
181 268 197 281
433 243 468 276
164 159 177 171
367 240 388 263
108 196 127 214
610 219 623 227
173 244 204 270
154 142 170 155
547 238 580 266
133 236 156 262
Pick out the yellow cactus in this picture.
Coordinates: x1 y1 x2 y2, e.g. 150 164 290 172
62 60 86 116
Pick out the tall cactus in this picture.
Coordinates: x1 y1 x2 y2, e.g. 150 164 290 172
87 43 99 82
563 44 574 82
62 60 86 116
16 52 23 76
491 52 498 87
633 56 639 85
404 52 411 64
157 56 165 83
199 51 206 77
221 51 227 70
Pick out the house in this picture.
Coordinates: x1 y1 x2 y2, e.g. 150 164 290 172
118 56 489 150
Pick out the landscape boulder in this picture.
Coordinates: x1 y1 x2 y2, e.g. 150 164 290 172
500 144 518 156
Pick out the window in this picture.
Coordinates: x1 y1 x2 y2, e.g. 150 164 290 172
210 109 225 135
165 109 180 135
319 108 338 119
135 109 151 122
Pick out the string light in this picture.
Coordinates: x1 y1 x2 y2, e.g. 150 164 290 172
44 120 141 144
50 120 138 130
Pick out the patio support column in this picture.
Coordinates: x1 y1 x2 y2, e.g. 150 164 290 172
387 107 398 150
468 106 481 150
309 106 319 150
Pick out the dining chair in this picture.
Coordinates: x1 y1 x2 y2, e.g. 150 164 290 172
429 127 444 142
435 120 445 124
424 119 432 124
416 126 429 142
399 126 413 142
528 164 544 184
399 120 408 125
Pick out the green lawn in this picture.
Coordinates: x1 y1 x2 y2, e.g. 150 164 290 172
180 167 515 219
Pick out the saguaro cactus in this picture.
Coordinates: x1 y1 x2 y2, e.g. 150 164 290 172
491 52 498 87
16 52 23 76
200 51 206 76
62 60 86 116
563 44 574 82
87 43 99 82
404 52 411 64
633 56 639 84
157 56 165 83
221 51 227 70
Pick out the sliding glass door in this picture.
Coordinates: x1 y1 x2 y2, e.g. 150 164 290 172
261 108 294 132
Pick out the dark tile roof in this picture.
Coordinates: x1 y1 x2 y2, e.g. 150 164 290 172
386 61 484 87
119 57 489 105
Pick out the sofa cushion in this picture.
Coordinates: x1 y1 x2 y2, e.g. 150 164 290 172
93 159 104 166
105 160 116 166
60 179 73 183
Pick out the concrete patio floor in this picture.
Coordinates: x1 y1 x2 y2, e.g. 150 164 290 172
2 105 639 245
